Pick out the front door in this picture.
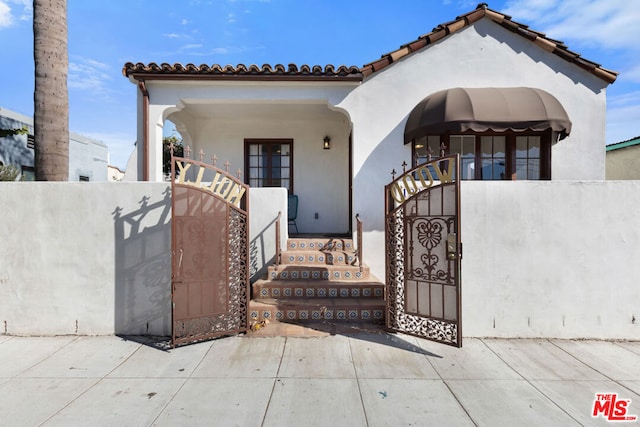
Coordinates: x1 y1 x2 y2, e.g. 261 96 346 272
384 155 462 347
171 153 249 346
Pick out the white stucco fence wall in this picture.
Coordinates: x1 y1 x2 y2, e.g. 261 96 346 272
0 183 285 336
0 182 170 336
460 181 640 339
0 182 637 339
249 187 288 282
363 180 640 340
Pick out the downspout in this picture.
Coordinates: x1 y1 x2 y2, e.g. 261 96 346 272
138 80 149 181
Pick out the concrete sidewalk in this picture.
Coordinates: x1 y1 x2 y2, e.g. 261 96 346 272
0 331 639 426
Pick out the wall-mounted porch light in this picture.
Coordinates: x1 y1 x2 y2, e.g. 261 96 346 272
323 135 331 150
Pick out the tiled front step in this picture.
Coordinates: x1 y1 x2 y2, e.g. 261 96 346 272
252 280 384 299
249 298 385 323
286 238 355 252
280 250 357 266
267 265 369 281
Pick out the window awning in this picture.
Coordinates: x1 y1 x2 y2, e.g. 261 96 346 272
404 87 572 144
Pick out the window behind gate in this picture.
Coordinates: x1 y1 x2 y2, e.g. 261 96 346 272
412 131 551 180
245 139 293 193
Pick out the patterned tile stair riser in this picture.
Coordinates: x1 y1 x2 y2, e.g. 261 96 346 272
249 237 385 325
253 281 384 299
266 265 369 281
279 251 356 266
250 304 384 323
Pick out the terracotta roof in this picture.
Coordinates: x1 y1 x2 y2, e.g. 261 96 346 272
123 3 617 85
361 3 618 84
123 62 362 81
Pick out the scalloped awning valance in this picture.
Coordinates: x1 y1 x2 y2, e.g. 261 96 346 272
404 87 572 144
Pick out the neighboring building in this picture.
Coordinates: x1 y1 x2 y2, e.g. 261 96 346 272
606 136 640 180
108 164 125 181
0 107 109 181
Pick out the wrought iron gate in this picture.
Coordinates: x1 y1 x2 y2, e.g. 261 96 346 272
385 154 462 347
171 153 249 346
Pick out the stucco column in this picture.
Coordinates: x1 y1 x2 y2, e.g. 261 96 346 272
148 105 165 182
133 88 145 180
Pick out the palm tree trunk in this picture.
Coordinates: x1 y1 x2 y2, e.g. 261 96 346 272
34 0 69 181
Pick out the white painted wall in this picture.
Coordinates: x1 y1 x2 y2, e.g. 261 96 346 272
250 187 288 282
0 182 171 335
461 181 640 339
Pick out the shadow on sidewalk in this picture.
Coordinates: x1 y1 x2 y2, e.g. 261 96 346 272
248 320 443 358
117 334 173 352
117 320 444 358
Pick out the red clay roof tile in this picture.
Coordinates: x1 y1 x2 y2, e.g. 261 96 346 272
123 62 362 80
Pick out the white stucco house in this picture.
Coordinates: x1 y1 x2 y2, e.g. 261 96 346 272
123 3 616 271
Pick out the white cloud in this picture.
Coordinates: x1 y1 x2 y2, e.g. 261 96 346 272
0 1 14 28
0 0 31 28
164 32 194 40
501 0 640 144
460 0 478 8
503 0 640 51
182 43 203 50
12 0 29 21
68 58 113 99
606 90 640 143
608 90 640 109
182 47 230 56
622 63 640 84
181 18 190 25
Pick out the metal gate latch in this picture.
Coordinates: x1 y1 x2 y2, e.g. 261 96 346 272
447 234 457 260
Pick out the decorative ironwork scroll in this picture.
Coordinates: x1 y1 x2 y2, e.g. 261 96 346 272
385 154 462 347
171 150 249 346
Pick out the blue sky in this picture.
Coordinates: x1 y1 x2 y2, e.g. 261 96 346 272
1 0 639 170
